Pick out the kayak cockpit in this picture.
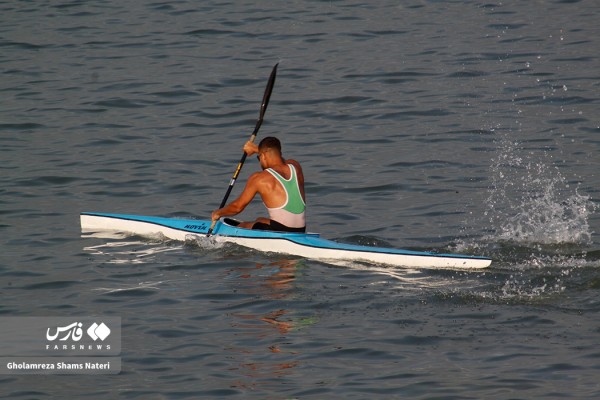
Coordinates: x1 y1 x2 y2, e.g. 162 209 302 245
223 218 242 227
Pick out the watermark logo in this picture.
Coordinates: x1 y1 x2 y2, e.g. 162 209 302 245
46 322 83 341
0 317 121 375
87 323 111 341
45 322 111 342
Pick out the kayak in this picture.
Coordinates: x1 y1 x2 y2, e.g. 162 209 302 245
80 212 492 269
80 212 492 270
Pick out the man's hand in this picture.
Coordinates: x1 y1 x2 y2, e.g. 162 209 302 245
211 209 221 222
243 141 259 156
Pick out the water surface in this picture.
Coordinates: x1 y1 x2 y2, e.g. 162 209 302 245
1 0 599 398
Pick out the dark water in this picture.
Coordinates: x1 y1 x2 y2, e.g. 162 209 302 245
2 0 600 398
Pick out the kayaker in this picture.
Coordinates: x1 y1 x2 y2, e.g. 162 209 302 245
211 136 306 232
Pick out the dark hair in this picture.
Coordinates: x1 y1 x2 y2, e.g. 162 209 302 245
258 137 281 153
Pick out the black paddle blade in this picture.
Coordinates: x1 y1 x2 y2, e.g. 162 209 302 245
260 63 278 121
252 62 279 136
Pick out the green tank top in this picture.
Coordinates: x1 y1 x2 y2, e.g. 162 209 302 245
266 164 305 214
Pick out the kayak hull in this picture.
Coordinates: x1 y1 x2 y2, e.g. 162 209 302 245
80 212 492 270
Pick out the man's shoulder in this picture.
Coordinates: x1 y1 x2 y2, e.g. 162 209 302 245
249 169 277 183
250 170 271 179
286 159 302 169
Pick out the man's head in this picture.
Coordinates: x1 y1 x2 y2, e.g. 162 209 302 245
257 137 283 169
258 137 281 154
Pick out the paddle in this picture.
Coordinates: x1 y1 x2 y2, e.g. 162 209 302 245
207 63 279 236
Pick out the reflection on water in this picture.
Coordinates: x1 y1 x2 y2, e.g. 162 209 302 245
223 259 305 388
226 259 299 300
92 280 168 295
84 240 181 264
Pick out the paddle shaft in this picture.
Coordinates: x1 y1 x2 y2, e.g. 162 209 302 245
207 63 278 236
219 138 251 209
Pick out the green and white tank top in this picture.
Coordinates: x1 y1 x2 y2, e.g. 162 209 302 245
265 164 306 228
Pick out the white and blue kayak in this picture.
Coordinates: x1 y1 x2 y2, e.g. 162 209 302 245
80 212 492 270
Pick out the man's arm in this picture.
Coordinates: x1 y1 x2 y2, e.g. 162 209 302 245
211 172 261 221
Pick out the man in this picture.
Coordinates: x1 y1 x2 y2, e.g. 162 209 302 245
211 137 306 232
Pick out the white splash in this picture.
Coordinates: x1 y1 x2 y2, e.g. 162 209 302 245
184 234 225 249
484 133 595 246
